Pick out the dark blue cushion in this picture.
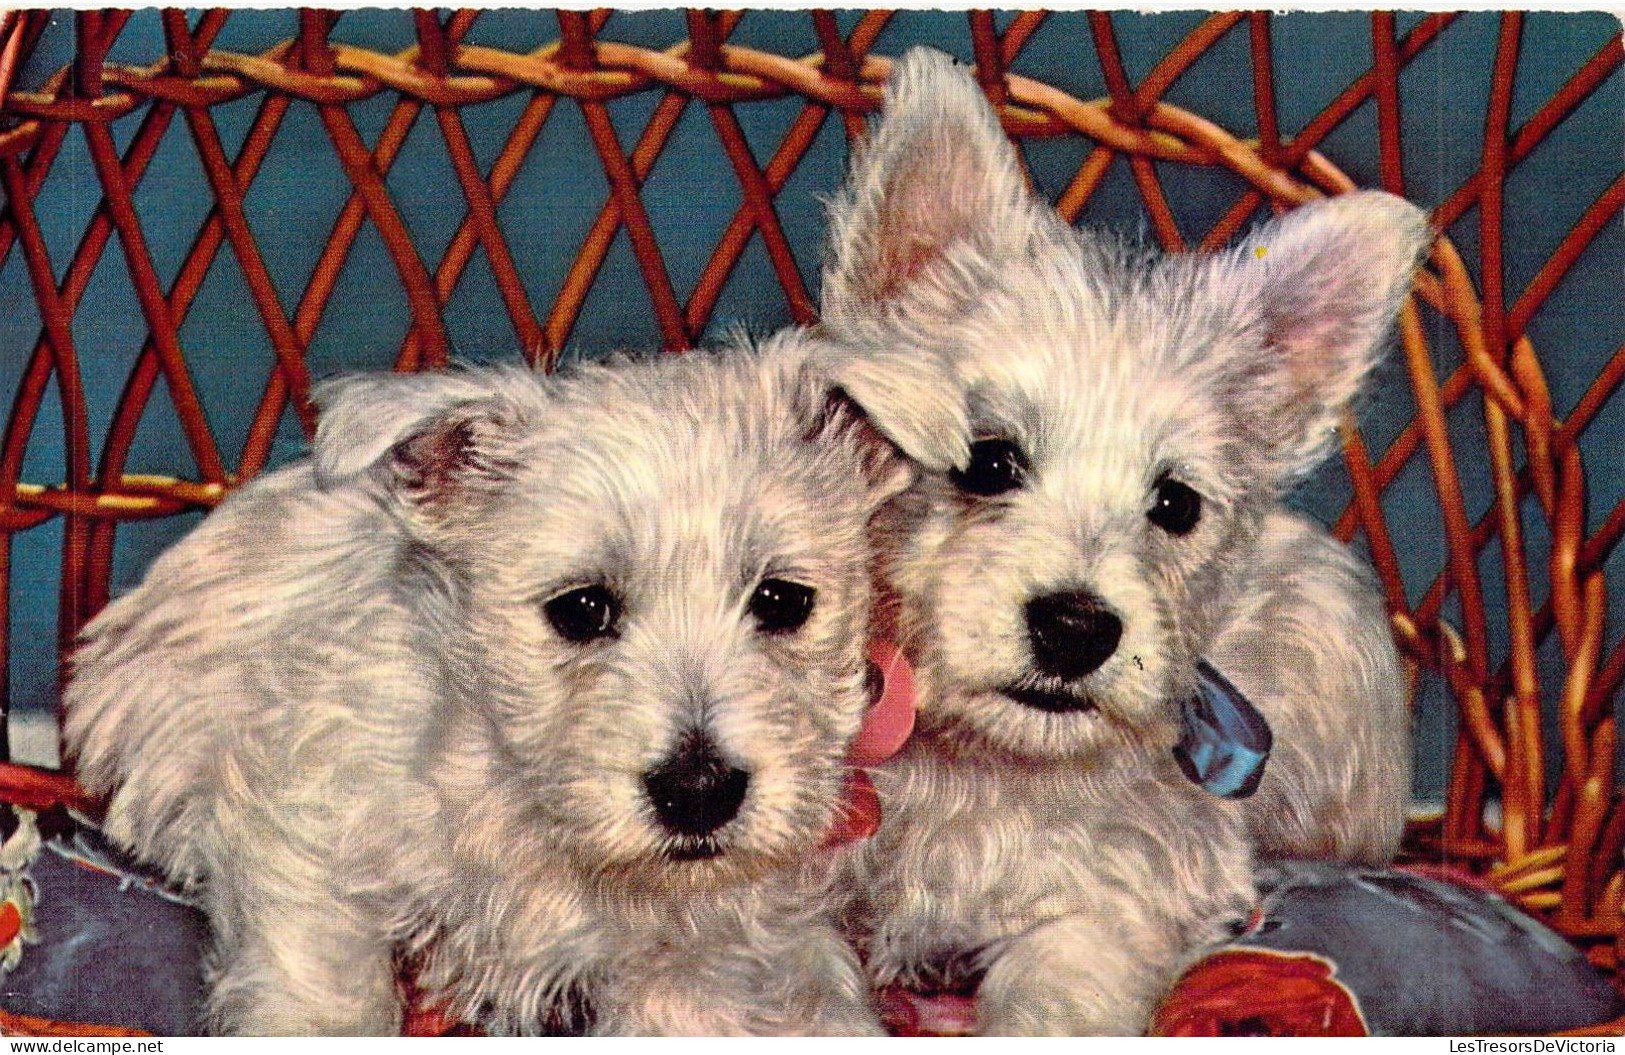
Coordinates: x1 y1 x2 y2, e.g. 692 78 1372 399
1157 860 1623 1037
0 813 206 1036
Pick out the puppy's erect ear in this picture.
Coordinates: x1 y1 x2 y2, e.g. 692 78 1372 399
1209 190 1433 484
822 48 1040 327
312 368 536 507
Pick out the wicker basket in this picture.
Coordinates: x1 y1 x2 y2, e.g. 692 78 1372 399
0 6 1620 1029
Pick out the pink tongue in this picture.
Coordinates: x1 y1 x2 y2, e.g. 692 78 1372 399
877 988 978 1036
821 641 917 849
848 640 916 767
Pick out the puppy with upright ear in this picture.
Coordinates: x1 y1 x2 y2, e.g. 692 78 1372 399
64 340 934 1036
821 48 1428 1034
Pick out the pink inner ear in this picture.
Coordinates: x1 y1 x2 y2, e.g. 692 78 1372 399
394 417 478 497
870 214 954 303
866 131 985 303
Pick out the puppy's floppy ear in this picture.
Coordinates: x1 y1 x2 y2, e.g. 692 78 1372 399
1209 190 1433 485
801 386 918 513
312 368 536 507
822 47 1040 327
813 343 971 475
783 335 967 511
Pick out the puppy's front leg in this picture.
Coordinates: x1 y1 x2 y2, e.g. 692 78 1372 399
592 929 881 1036
204 896 401 1035
973 912 1194 1036
590 976 755 1036
759 925 886 1036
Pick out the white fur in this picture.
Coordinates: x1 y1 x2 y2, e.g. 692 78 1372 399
64 340 906 1036
823 49 1428 1033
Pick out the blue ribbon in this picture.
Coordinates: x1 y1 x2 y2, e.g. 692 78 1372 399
1173 661 1273 799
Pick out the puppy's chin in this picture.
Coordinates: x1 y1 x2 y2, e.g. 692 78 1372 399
607 829 823 892
662 836 726 863
924 681 1169 763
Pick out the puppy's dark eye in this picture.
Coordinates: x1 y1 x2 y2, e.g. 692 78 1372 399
544 585 620 643
749 579 816 634
1148 477 1202 536
950 439 1029 497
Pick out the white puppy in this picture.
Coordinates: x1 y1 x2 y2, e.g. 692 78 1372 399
822 50 1429 1033
64 340 914 1036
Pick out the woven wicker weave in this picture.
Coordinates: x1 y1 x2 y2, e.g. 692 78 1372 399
0 6 1620 987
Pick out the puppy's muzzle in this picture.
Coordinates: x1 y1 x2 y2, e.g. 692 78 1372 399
1024 589 1122 682
643 732 750 846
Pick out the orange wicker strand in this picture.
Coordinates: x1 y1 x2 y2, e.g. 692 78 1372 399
1596 632 1625 725
545 87 680 356
1371 13 1406 196
82 126 225 484
1201 14 1457 253
1339 418 1409 617
1139 13 1245 113
999 11 1044 62
1331 357 1478 542
166 17 317 438
1504 694 1531 862
1552 444 1591 661
1247 13 1282 169
1508 173 1625 341
1441 623 1510 781
1395 282 1493 683
1478 13 1521 361
1485 397 1543 846
320 110 451 367
1510 338 1558 518
104 113 289 529
0 760 94 814
695 19 819 329
968 11 1006 107
1054 146 1115 225
0 14 26 116
1564 576 1611 761
560 13 691 351
1435 36 1622 233
1559 717 1615 927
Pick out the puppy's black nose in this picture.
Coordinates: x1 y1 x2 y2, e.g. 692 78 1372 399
1025 589 1122 681
643 734 749 838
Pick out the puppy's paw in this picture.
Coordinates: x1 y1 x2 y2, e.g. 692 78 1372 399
971 917 1167 1036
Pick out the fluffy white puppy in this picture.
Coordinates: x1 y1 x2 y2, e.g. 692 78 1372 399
821 49 1429 1034
65 340 918 1036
